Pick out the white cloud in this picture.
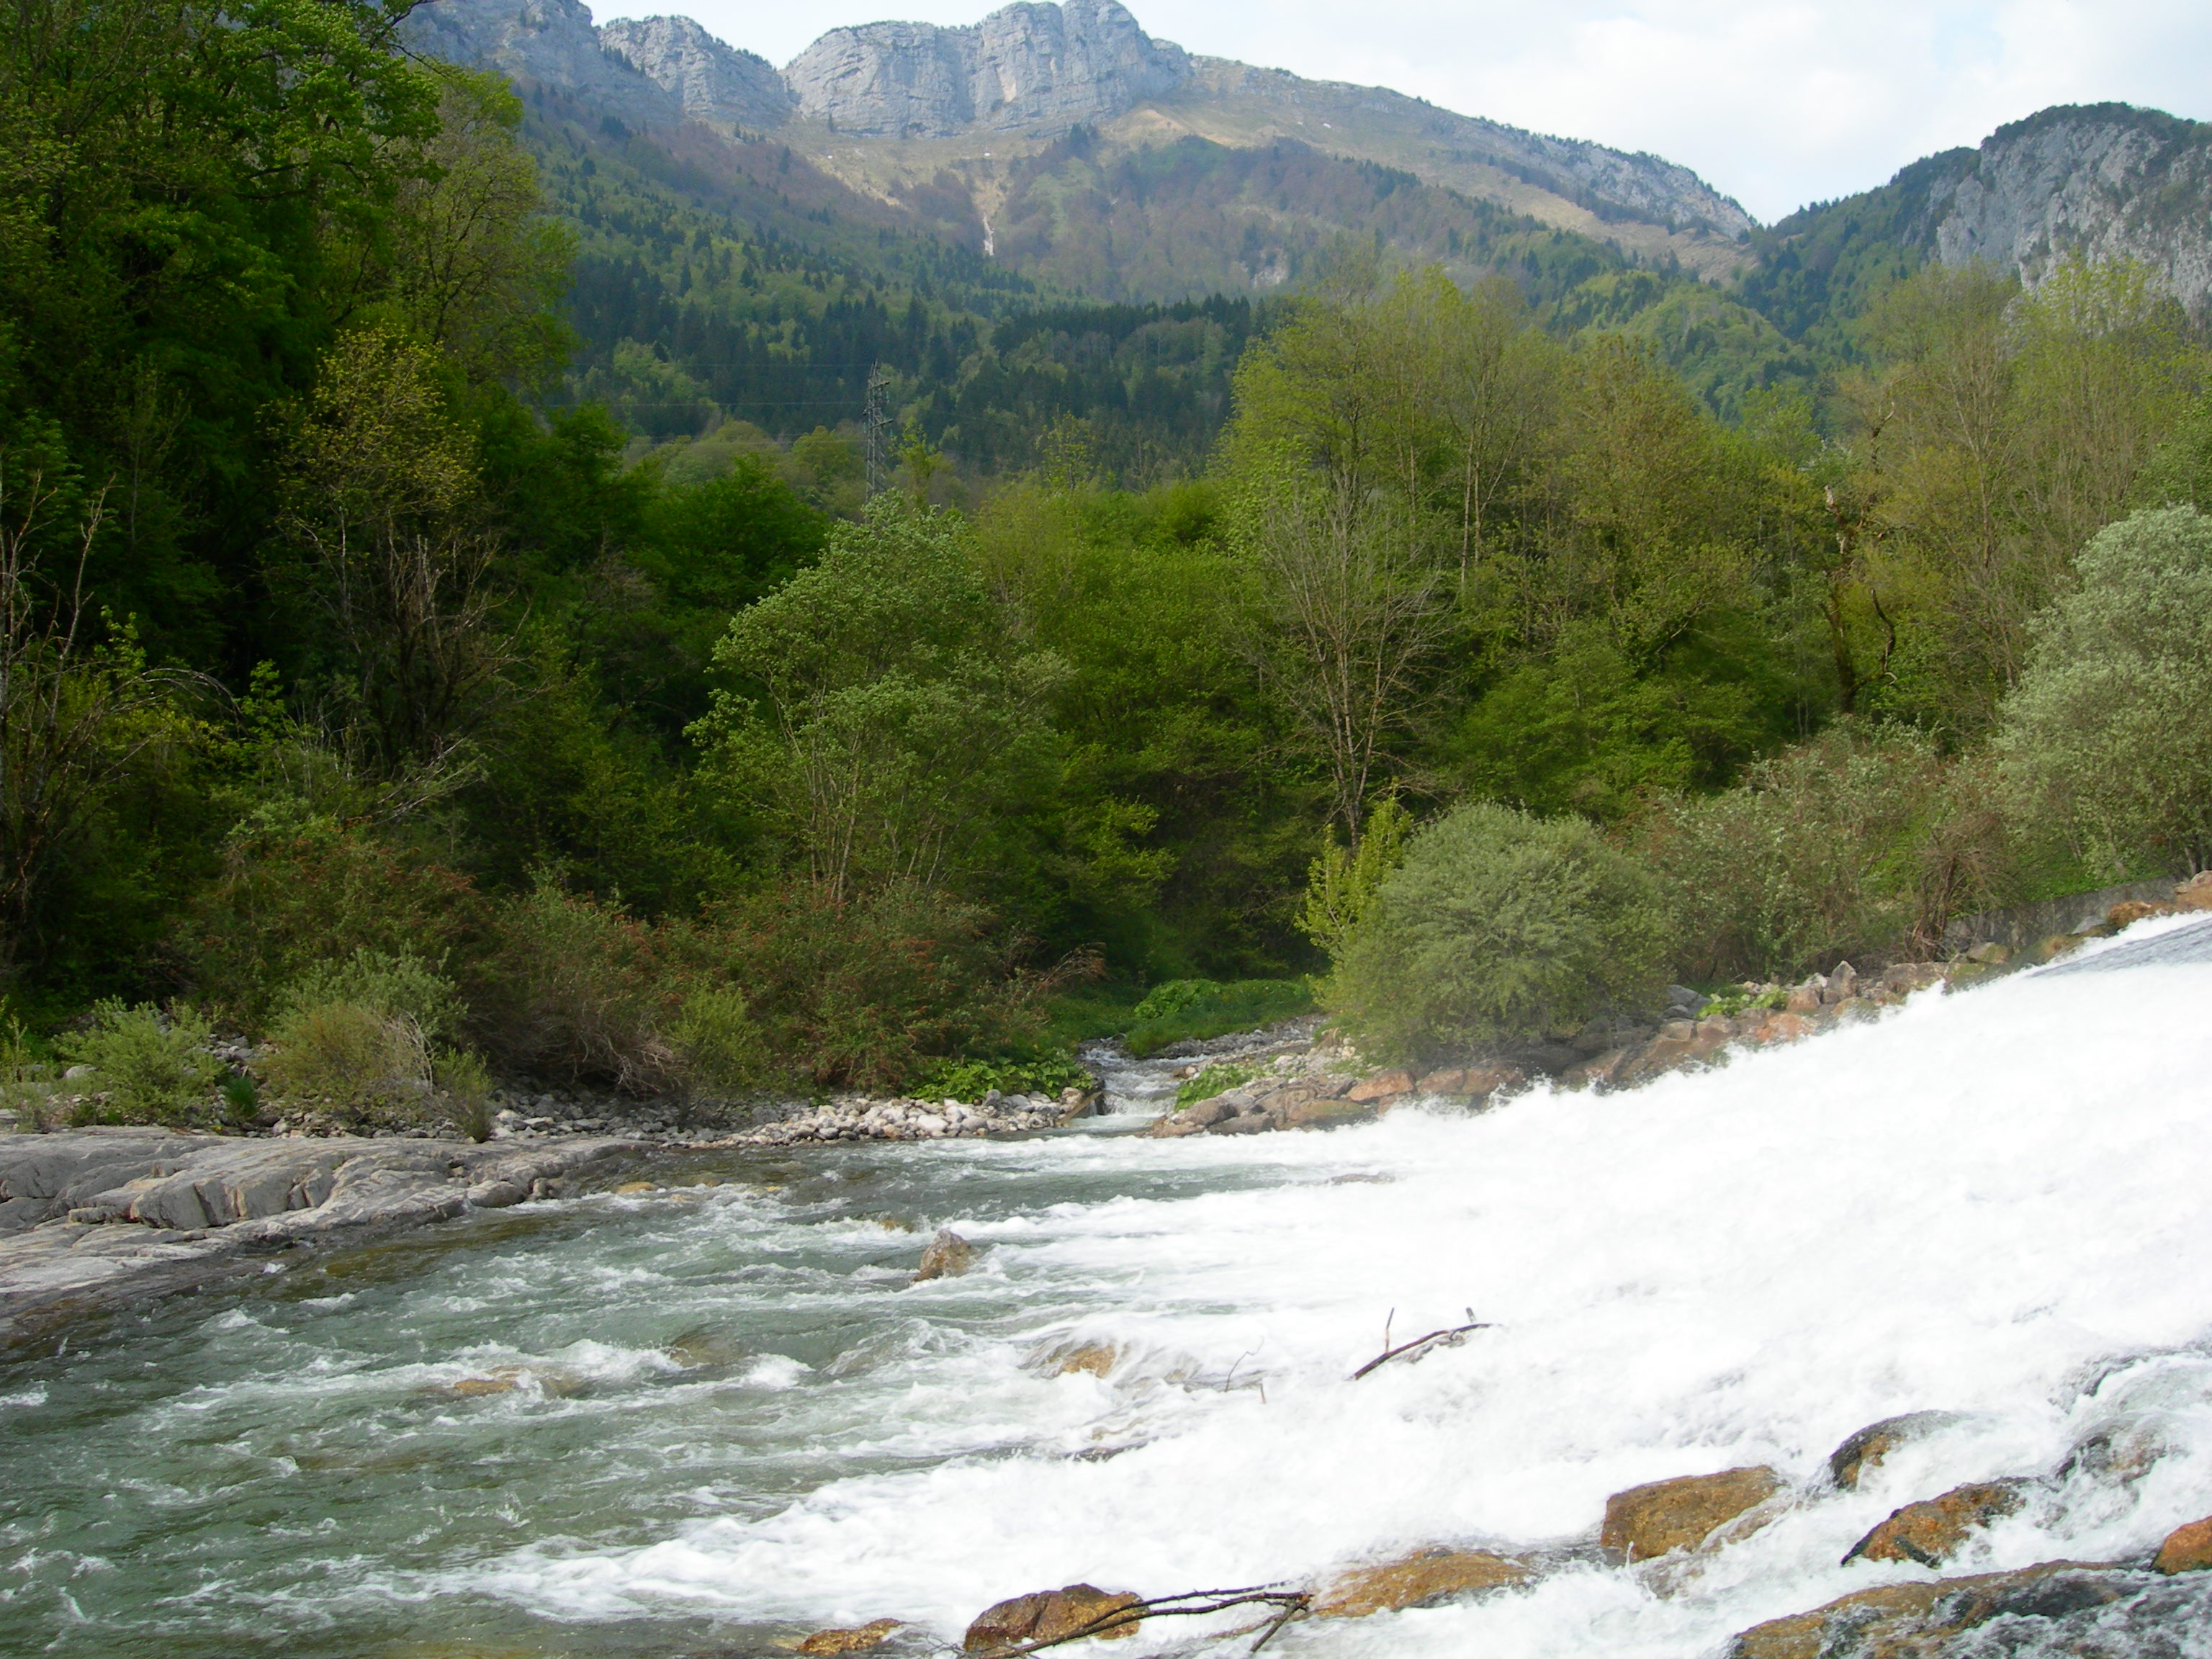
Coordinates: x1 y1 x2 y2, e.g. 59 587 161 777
596 0 2212 222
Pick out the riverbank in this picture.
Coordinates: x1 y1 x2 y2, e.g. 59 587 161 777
0 1130 649 1349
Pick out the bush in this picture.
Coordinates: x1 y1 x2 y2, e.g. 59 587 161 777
912 1053 1092 1102
260 1001 433 1118
1131 979 1223 1020
1998 505 2212 876
179 822 485 1028
282 948 462 1038
58 1002 222 1125
1329 802 1666 1061
665 986 765 1099
1176 1059 1262 1107
1122 978 1315 1057
1635 724 2007 981
477 876 683 1093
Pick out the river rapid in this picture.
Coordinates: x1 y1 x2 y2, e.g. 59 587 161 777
5 940 2212 1659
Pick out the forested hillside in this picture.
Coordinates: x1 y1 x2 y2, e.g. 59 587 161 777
3 0 2210 1134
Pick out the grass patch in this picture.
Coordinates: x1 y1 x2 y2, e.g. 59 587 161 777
1174 1060 1264 1109
1123 979 1315 1058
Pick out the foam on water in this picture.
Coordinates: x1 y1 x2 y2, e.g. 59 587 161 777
459 948 2212 1652
4 928 2211 1658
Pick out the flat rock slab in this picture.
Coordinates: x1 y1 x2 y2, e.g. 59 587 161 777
0 1131 645 1348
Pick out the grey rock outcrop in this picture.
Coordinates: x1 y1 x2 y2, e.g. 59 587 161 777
1927 107 2212 316
0 1130 644 1347
405 0 679 126
786 0 1189 138
600 14 794 131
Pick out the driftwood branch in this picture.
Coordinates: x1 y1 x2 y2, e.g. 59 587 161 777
978 1586 1313 1659
1350 1308 1491 1380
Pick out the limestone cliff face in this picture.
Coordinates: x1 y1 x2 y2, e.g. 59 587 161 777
1924 107 2212 314
404 0 676 126
600 16 795 132
785 0 1190 138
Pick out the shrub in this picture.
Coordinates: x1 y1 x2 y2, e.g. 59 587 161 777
1297 793 1412 961
1131 979 1223 1020
282 948 462 1038
1998 505 2212 876
58 1002 222 1125
1176 1059 1263 1108
1329 801 1666 1061
260 1001 433 1119
478 876 681 1092
1122 979 1315 1057
179 822 485 1028
665 986 765 1099
1635 724 2005 981
912 1053 1092 1102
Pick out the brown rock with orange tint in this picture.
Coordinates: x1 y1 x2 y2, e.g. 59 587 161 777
1346 1070 1415 1103
2154 1515 2212 1574
799 1619 904 1654
1826 1411 1961 1490
1601 1467 1784 1561
963 1586 1141 1653
1311 1547 1532 1617
1843 1478 2030 1567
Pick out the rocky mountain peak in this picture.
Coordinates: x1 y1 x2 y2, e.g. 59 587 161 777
600 14 795 132
784 0 1190 138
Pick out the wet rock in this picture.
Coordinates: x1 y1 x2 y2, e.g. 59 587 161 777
1785 980 1824 1013
2154 1515 2212 1573
1272 1095 1375 1131
1601 1467 1784 1561
1823 962 1860 1002
1207 1111 1273 1134
914 1228 979 1281
963 1584 1142 1652
1827 1411 1962 1490
613 1180 656 1195
799 1618 904 1654
1843 1478 2031 1567
1726 1561 2142 1659
1310 1547 1532 1617
465 1179 526 1208
1416 1066 1472 1094
1043 1341 1118 1377
1964 940 2013 965
1345 1069 1414 1103
2175 871 2212 912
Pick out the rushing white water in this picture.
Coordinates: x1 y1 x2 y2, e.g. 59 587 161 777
5 924 2212 1658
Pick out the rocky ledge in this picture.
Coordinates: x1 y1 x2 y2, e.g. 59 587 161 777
702 1086 1097 1148
0 1129 645 1348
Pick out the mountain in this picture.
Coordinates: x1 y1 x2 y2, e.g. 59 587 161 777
1742 104 2212 349
409 0 1758 291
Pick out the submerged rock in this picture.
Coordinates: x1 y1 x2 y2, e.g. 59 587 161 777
1310 1547 1531 1617
1827 1411 1964 1490
798 1618 904 1653
1726 1561 2152 1659
1601 1467 1784 1562
1843 1478 2031 1567
914 1229 979 1281
963 1584 1141 1653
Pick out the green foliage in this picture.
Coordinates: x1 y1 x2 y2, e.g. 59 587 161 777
665 986 765 1099
1299 795 1412 960
1997 505 2212 875
1123 979 1316 1058
1131 979 1223 1020
1636 724 2008 982
912 1054 1091 1103
1329 802 1667 1060
1175 1059 1264 1109
260 1002 432 1121
478 876 680 1093
58 1002 221 1125
280 949 462 1040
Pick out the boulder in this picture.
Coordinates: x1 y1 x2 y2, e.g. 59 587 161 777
1206 1112 1273 1134
963 1585 1141 1653
1046 1342 1118 1377
1843 1478 2030 1567
1826 1411 1961 1490
1415 1067 1470 1094
2154 1515 2212 1574
2175 871 2212 912
1964 940 2013 965
1726 1561 2139 1659
799 1619 904 1654
1785 980 1824 1013
1272 1095 1375 1131
914 1229 979 1281
466 1179 526 1208
1822 962 1859 1003
1601 1467 1784 1561
1310 1547 1531 1617
1345 1069 1415 1103
2105 899 2165 929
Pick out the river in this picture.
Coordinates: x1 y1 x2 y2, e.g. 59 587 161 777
4 937 2212 1658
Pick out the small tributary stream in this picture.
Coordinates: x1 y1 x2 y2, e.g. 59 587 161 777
4 958 2212 1659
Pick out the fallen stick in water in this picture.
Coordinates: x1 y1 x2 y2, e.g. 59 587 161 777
1350 1308 1491 1380
974 1586 1314 1658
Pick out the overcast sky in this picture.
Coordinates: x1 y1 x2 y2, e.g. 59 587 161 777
593 0 2212 225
